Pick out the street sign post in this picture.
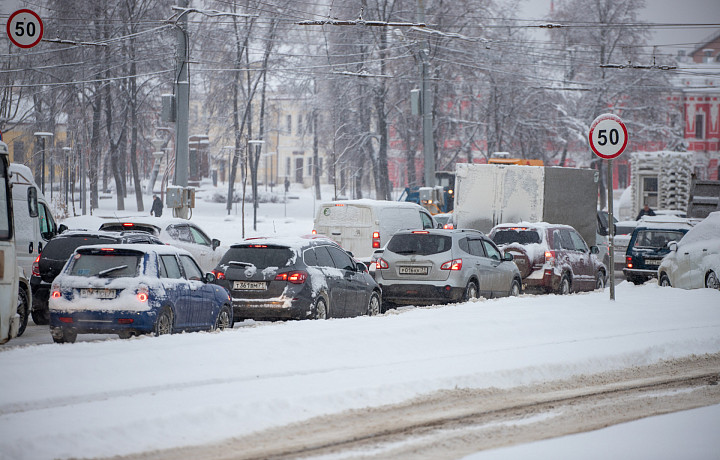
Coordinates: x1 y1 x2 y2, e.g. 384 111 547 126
589 113 628 301
6 9 44 49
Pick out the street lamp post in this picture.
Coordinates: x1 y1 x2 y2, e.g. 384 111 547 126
248 139 264 231
62 146 71 206
34 132 53 196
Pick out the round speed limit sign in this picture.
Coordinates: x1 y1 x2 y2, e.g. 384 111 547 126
588 113 628 160
7 9 44 49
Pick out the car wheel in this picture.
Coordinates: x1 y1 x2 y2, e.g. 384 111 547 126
31 307 49 326
595 271 606 290
659 273 671 287
558 274 571 295
314 297 329 320
215 305 233 331
52 329 77 344
16 286 30 337
706 271 720 290
155 308 174 336
367 292 381 316
464 280 479 301
510 279 521 296
118 331 133 339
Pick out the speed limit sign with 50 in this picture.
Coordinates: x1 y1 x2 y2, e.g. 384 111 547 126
7 9 44 49
588 113 628 160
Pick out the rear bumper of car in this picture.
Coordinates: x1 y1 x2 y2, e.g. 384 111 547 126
231 297 314 321
379 283 465 305
523 268 561 293
623 267 658 279
49 310 156 335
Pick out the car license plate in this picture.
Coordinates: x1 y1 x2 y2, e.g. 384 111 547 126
233 281 267 290
80 288 116 299
399 266 429 275
645 259 661 266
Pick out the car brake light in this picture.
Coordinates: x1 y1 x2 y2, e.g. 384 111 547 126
101 248 115 251
32 254 41 277
136 286 149 302
372 232 381 248
275 271 307 284
122 223 134 227
626 256 633 269
443 223 454 229
441 259 462 270
376 258 389 270
412 231 429 234
545 251 556 265
51 290 61 298
212 269 225 280
248 244 268 248
312 229 317 234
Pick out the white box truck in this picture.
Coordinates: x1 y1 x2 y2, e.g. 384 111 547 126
453 163 602 260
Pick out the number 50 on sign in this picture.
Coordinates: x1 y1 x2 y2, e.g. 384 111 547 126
588 113 628 160
7 9 44 49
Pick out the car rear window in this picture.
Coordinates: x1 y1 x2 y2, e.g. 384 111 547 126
632 230 686 248
491 229 542 245
386 233 451 256
222 245 293 269
43 236 119 261
69 252 142 277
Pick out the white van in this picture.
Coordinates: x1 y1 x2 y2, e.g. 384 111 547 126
313 199 436 260
9 164 63 278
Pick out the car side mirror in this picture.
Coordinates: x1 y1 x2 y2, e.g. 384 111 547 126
357 262 369 273
58 224 68 234
503 252 514 262
668 241 678 252
212 239 221 250
590 246 599 255
204 272 216 283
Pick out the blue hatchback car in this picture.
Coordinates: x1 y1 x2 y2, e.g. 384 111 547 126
49 244 233 343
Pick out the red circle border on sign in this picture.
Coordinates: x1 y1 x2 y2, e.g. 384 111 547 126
588 113 628 160
7 9 44 49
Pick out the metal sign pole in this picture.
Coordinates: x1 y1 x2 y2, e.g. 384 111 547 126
607 158 615 301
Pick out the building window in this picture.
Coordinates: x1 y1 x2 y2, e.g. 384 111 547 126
285 157 291 177
641 176 658 208
286 115 292 134
695 113 704 139
297 114 303 135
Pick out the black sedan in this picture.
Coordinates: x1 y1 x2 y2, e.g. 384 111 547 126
211 236 382 320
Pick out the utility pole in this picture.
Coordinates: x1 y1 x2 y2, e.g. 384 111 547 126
417 0 434 187
174 0 190 219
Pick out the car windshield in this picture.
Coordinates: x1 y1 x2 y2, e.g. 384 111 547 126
69 252 142 277
491 229 542 245
632 230 686 249
221 246 293 269
386 233 452 256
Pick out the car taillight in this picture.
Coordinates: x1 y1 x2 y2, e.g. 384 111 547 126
136 286 149 302
59 317 73 323
51 290 61 298
372 232 381 249
440 259 462 270
545 250 556 265
117 318 134 324
312 229 317 234
443 223 454 229
275 270 308 284
32 254 41 277
626 256 633 269
212 269 225 280
376 258 389 270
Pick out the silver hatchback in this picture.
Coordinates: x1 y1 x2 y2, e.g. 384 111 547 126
374 229 522 308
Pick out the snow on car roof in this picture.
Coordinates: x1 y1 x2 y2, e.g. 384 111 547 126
638 215 694 227
491 221 574 231
233 235 339 252
318 199 424 209
73 243 191 256
678 211 720 246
